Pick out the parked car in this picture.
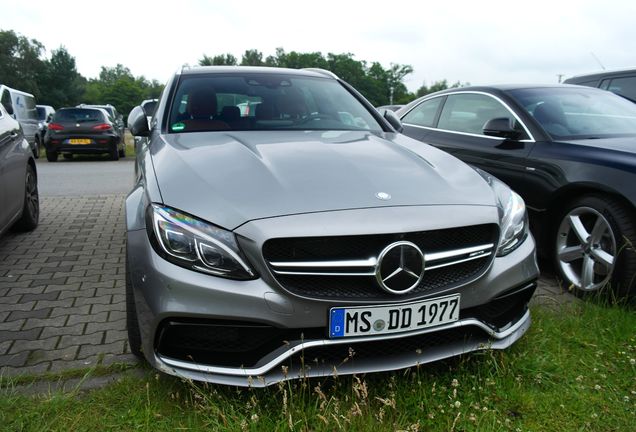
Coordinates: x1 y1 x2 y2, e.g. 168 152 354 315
77 103 125 138
0 101 39 237
36 104 56 150
564 68 636 102
396 84 636 299
125 66 538 386
0 85 40 158
44 107 124 161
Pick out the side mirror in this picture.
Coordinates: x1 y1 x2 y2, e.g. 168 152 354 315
46 114 53 123
380 108 403 133
483 117 522 140
128 105 150 137
2 101 14 116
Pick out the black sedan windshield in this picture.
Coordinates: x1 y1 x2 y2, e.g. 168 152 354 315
509 87 636 139
168 73 382 133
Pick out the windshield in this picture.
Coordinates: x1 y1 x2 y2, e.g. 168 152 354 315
54 108 105 123
168 73 383 133
508 87 636 139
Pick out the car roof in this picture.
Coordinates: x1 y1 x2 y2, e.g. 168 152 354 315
417 83 599 97
180 65 338 80
564 67 636 82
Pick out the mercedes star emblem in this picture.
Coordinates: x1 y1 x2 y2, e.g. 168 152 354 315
375 241 425 294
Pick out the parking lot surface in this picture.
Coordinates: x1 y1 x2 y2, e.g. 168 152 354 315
0 159 572 378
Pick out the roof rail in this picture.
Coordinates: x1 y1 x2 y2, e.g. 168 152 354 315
302 68 338 79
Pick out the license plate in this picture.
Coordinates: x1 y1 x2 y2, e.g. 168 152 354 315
329 294 460 338
68 139 91 144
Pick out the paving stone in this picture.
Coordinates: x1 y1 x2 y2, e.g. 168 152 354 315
0 310 8 322
91 302 125 314
8 285 46 296
58 288 96 300
0 340 12 355
0 351 29 367
49 357 100 372
0 319 25 332
8 307 51 321
22 315 67 331
1 362 50 377
105 330 127 344
85 319 124 334
49 304 90 319
21 291 59 303
73 295 112 307
0 327 42 344
26 345 78 365
35 298 74 310
4 300 36 312
41 323 85 339
78 340 125 359
102 353 141 367
58 332 104 349
66 311 108 326
9 336 59 354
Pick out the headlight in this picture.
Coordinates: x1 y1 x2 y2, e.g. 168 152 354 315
474 169 528 256
147 204 256 280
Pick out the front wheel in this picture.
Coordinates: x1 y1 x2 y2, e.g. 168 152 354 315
554 195 636 300
33 138 40 159
14 164 39 231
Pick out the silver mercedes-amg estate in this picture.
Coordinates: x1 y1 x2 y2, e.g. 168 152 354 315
125 66 539 387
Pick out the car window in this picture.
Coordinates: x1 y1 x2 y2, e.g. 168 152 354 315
1 90 10 112
607 77 636 102
509 87 636 139
168 73 383 133
437 93 517 136
401 97 442 127
54 108 105 123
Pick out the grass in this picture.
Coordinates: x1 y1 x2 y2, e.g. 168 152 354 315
1 300 634 431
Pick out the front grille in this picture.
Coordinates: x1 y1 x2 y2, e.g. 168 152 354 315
263 224 499 300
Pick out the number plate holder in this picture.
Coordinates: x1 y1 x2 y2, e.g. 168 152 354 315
329 294 460 339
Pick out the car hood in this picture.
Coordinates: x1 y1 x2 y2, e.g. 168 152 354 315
151 130 496 230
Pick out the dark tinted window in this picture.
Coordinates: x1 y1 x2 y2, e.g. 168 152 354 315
437 93 515 136
168 73 383 133
607 77 636 101
37 106 46 120
401 97 442 127
54 108 105 123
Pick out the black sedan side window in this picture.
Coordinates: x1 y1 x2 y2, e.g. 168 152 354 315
401 97 443 127
438 94 512 136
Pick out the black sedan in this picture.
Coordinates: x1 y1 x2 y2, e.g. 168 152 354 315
44 107 124 161
396 84 636 300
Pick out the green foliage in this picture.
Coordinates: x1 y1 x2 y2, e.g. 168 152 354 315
199 53 238 66
416 79 470 98
0 29 46 98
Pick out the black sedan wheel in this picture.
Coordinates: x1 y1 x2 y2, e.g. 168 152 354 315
33 138 40 159
14 164 39 231
46 149 58 162
555 195 636 300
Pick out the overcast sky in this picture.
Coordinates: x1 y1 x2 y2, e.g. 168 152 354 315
3 0 635 92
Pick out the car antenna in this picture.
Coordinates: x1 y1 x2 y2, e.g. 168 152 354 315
590 52 606 70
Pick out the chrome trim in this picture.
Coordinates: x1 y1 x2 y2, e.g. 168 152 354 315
401 90 536 142
269 243 494 276
426 251 492 271
269 258 378 268
158 310 530 377
425 243 494 262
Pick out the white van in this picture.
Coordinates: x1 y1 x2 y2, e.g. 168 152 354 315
0 85 40 158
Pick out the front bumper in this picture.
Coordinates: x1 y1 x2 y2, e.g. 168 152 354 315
127 206 539 387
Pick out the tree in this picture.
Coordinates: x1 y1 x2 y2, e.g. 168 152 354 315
240 49 264 66
416 80 468 98
0 29 46 98
39 46 84 107
199 53 237 66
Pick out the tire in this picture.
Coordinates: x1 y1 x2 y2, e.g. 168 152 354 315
33 137 40 159
63 153 73 160
126 250 144 358
14 164 39 232
118 142 126 158
46 150 58 162
553 194 636 301
110 145 119 161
